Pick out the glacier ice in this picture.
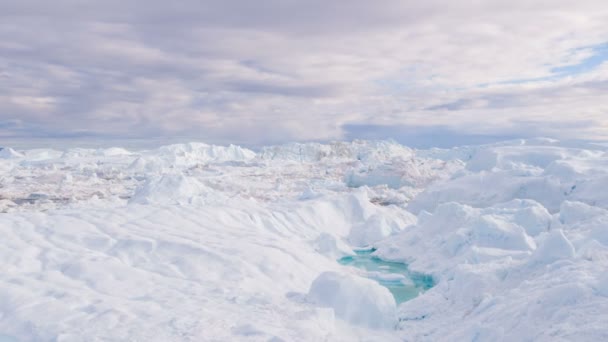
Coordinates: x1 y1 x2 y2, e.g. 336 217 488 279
0 139 608 341
307 271 397 330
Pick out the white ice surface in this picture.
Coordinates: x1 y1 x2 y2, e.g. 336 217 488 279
1 139 608 341
308 271 396 330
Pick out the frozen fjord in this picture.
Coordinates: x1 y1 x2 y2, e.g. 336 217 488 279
1 139 608 341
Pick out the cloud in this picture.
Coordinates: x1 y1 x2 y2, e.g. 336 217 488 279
1 0 608 146
342 124 521 148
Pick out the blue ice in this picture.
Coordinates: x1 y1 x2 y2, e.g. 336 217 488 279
338 248 435 304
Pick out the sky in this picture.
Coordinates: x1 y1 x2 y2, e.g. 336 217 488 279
1 0 608 148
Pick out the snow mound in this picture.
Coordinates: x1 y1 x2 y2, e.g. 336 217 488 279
410 143 608 213
348 212 415 247
375 200 549 273
157 142 255 164
589 220 608 246
312 233 353 259
129 174 209 205
508 199 552 236
470 215 536 251
560 201 608 225
124 143 256 175
531 229 575 264
96 147 132 156
259 140 413 163
344 157 461 189
127 156 165 173
465 145 570 172
596 273 608 297
308 271 396 329
0 147 24 159
20 149 63 161
60 148 98 158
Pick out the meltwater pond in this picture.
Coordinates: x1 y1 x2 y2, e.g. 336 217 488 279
338 248 435 304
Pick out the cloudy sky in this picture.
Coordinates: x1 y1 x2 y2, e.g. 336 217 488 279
1 0 607 147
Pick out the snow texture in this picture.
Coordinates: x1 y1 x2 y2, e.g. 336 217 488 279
308 272 396 330
1 139 608 341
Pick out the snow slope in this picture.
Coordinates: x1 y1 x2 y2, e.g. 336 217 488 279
1 139 607 341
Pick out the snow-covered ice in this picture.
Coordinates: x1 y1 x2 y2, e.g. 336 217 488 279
1 139 608 341
308 271 397 330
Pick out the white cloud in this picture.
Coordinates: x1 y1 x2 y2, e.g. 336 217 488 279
0 0 607 145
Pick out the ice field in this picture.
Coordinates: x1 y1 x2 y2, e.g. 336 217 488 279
1 138 608 341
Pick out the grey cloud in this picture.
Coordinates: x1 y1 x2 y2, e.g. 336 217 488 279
342 124 522 148
425 78 608 112
1 0 429 32
342 119 602 149
1 0 608 146
223 80 340 97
